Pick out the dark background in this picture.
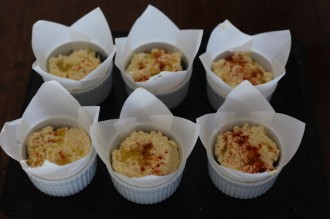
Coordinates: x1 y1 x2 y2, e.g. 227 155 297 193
0 1 329 218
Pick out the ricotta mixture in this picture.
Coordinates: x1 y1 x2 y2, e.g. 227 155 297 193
126 48 183 82
48 48 101 80
27 126 91 167
212 51 273 87
111 130 180 177
214 123 280 173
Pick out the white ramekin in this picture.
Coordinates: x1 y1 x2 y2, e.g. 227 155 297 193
122 67 191 110
103 126 188 204
207 156 278 199
26 149 97 197
120 43 192 109
40 41 113 106
205 120 282 199
70 63 113 106
205 51 277 110
110 164 184 204
207 78 276 110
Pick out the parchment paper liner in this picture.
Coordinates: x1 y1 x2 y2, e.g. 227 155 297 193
199 19 291 99
91 88 200 187
70 64 113 106
32 7 116 91
122 61 192 109
115 5 203 94
0 81 100 180
196 80 305 182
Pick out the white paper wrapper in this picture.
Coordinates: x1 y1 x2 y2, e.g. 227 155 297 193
91 88 200 187
32 7 116 91
196 80 305 182
115 5 203 94
199 20 291 98
0 81 100 180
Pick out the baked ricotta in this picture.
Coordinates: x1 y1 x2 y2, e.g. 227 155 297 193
27 126 91 167
214 123 280 173
111 130 180 177
48 48 101 80
126 48 183 82
212 51 273 87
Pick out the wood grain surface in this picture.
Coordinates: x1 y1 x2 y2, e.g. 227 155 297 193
0 0 329 217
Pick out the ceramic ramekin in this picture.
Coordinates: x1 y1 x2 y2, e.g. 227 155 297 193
120 42 192 109
206 120 282 199
41 41 113 106
105 126 187 204
206 77 275 110
27 149 97 197
206 51 277 110
110 164 184 204
70 63 113 106
122 68 191 110
207 155 278 199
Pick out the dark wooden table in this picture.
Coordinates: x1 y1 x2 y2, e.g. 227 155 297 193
1 1 329 218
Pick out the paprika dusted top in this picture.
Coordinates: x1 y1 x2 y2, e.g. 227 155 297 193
126 48 183 82
111 130 180 177
212 51 273 88
214 123 280 173
27 126 91 167
48 48 101 80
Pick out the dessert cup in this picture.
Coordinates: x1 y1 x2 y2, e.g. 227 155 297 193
91 88 199 204
196 81 305 199
0 81 100 197
200 20 291 110
27 149 97 197
32 7 116 106
115 5 202 109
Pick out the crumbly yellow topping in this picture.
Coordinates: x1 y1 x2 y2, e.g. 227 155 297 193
27 126 91 167
214 123 280 173
48 48 101 80
111 130 180 177
126 48 183 82
212 51 273 87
